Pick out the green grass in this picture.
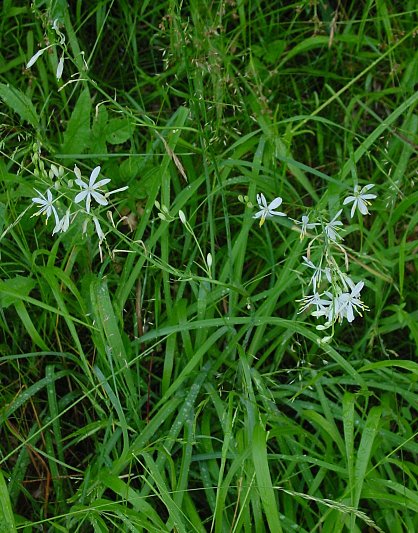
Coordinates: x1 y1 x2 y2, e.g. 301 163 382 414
1 1 417 531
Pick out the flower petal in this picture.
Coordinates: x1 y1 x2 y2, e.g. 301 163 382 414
74 190 88 204
91 191 108 206
89 166 101 186
26 48 46 68
75 178 87 188
269 210 286 217
269 197 283 210
358 199 369 215
343 195 355 205
56 55 64 80
92 178 111 189
352 281 364 296
362 184 375 192
257 193 267 208
346 305 355 322
74 165 82 180
93 216 105 242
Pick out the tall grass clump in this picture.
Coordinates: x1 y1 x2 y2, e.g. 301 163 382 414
1 1 417 531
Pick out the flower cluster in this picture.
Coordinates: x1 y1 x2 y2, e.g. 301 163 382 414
252 184 377 330
31 152 127 259
299 275 368 326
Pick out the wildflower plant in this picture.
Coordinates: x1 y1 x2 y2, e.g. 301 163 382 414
251 185 377 339
30 146 127 260
1 2 416 531
23 12 127 260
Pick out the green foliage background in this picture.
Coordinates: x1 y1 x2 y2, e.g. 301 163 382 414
0 1 417 531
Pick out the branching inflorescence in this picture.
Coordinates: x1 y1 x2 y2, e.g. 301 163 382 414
252 184 377 337
30 151 127 260
26 18 127 260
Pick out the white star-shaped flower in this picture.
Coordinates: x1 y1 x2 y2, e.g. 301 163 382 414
302 256 332 292
253 193 286 227
298 292 332 314
53 209 71 235
74 166 110 213
324 210 343 242
334 281 366 323
295 215 320 239
32 189 59 226
343 184 377 218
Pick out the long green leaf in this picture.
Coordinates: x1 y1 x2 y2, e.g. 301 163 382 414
252 423 282 533
0 469 17 533
354 406 382 508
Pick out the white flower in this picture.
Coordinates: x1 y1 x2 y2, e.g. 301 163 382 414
105 186 129 198
92 216 105 243
324 210 343 242
298 292 332 314
52 19 66 45
32 189 59 226
302 256 332 293
74 166 110 213
334 281 366 323
82 218 89 235
312 291 335 323
310 281 367 324
49 164 64 179
178 210 187 224
295 215 320 239
53 209 71 235
343 184 377 218
253 193 286 227
337 271 356 293
26 47 50 69
56 54 65 80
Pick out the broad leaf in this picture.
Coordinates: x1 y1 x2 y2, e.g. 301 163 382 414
0 83 39 128
0 276 36 309
61 88 91 155
105 118 133 144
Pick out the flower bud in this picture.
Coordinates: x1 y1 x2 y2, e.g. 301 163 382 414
179 210 186 224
